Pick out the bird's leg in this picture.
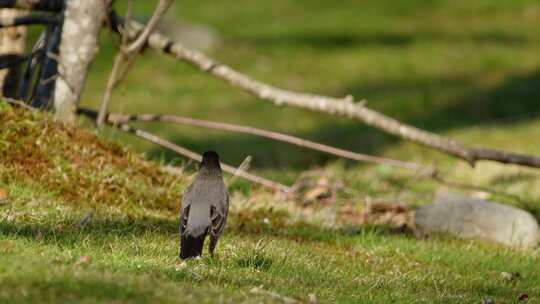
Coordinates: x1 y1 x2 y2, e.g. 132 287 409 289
209 236 217 257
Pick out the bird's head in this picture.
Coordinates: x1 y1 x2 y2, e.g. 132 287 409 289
200 151 221 171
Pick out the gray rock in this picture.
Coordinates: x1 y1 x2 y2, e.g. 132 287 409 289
415 192 539 249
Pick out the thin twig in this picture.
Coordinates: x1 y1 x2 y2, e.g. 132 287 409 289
124 0 173 54
96 0 134 128
3 97 35 110
96 52 126 127
97 0 173 127
227 155 252 185
120 0 133 48
104 112 434 173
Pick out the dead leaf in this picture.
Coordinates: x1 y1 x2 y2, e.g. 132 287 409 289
175 261 187 271
304 185 331 202
0 188 7 202
308 293 317 304
518 293 529 302
75 255 92 266
360 201 413 230
501 271 520 281
293 170 343 204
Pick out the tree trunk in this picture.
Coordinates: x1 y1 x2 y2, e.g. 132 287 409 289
53 0 109 122
0 8 26 98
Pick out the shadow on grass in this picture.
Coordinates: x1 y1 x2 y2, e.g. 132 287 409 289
236 30 527 49
0 216 178 247
0 211 406 248
345 69 540 131
0 275 166 303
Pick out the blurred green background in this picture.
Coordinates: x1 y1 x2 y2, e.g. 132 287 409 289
81 0 540 184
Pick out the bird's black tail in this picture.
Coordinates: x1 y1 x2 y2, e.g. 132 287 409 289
180 232 207 259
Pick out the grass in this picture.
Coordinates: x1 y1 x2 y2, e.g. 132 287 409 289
1 104 539 303
3 0 540 302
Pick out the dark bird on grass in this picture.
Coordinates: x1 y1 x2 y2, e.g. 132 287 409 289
179 151 229 259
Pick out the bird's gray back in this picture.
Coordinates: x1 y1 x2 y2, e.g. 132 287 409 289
183 177 227 236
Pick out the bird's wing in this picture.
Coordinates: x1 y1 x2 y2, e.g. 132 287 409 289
210 190 229 239
179 185 194 236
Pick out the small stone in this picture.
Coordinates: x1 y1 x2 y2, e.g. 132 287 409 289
481 297 495 304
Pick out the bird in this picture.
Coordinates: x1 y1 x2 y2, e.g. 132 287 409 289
179 151 229 259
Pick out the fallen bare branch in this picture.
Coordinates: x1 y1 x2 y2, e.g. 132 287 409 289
8 1 540 169
3 96 35 110
103 112 433 173
86 109 532 204
121 19 540 170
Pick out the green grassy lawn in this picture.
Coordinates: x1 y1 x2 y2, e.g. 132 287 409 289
3 0 540 302
1 105 538 303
